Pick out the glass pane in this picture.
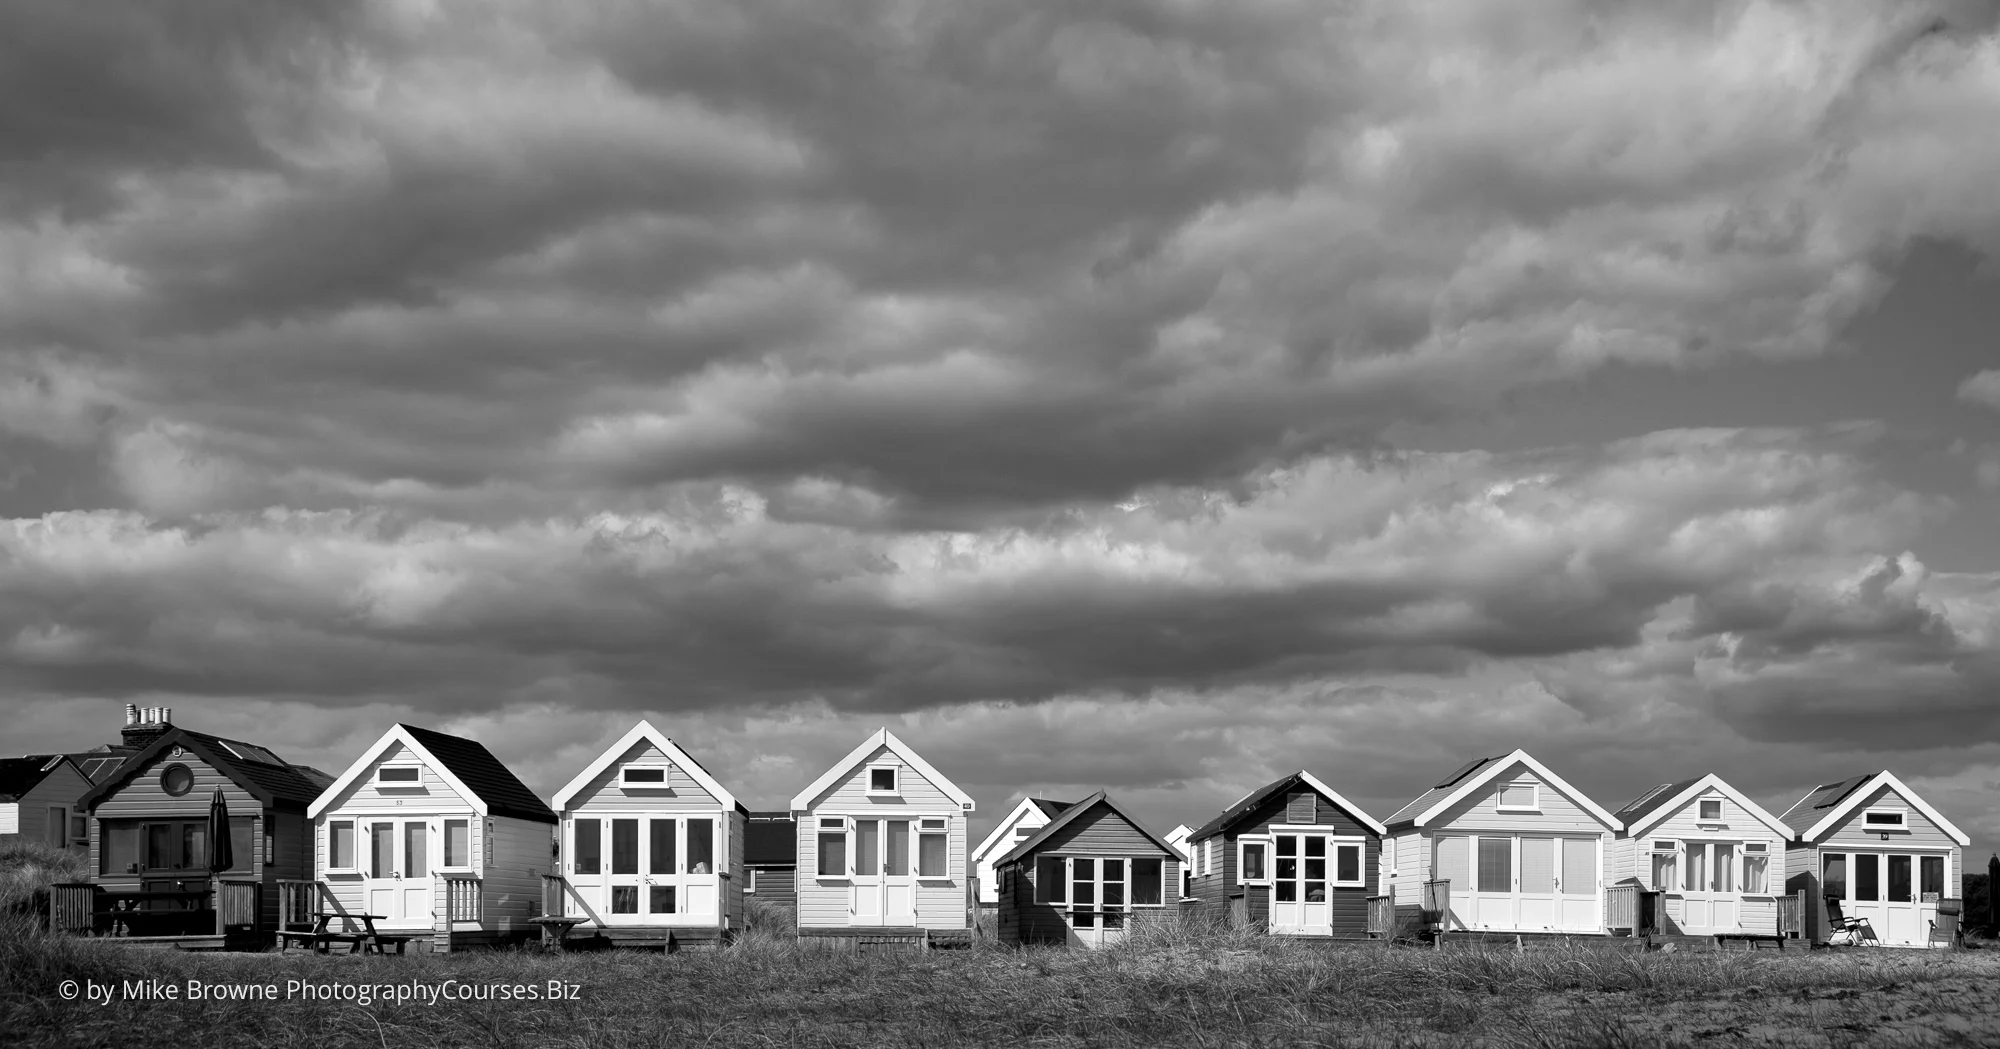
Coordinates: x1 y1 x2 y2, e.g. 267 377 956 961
1305 881 1326 902
1104 881 1125 908
650 820 675 875
147 823 176 869
886 821 910 876
1337 844 1360 883
230 817 254 872
1651 852 1677 892
1711 844 1734 893
1276 856 1298 882
1887 856 1912 903
611 886 637 914
330 822 353 869
103 822 137 875
1822 853 1846 899
1562 838 1595 892
854 821 879 876
1073 859 1095 906
1275 879 1296 902
1132 858 1162 905
1304 837 1326 858
817 833 845 876
612 819 639 875
575 820 601 876
445 820 469 868
687 819 714 874
1684 843 1707 890
1103 911 1125 929
1275 836 1297 857
1920 856 1944 898
919 832 946 877
650 886 676 914
371 823 394 877
1243 844 1265 881
1073 909 1095 928
1743 855 1767 894
1477 838 1511 893
405 822 427 878
1304 857 1326 881
1037 856 1066 903
1854 854 1880 902
1102 859 1123 883
870 768 896 792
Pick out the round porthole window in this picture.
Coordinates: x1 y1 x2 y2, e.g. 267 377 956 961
160 763 194 797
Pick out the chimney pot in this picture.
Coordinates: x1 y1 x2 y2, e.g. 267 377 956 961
162 707 171 724
125 703 139 725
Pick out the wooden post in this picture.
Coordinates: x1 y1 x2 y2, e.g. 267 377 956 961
1987 853 1998 938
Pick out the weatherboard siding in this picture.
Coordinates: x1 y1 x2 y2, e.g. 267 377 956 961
807 745 957 812
561 741 724 814
1426 763 1609 835
477 814 552 932
1817 784 1958 850
727 808 747 928
92 751 262 820
1388 833 1430 905
974 807 1053 905
999 803 1182 945
325 742 471 811
797 742 969 932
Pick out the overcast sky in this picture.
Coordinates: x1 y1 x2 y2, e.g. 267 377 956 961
4 0 1998 865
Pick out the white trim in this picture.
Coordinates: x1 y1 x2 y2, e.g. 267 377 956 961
1494 780 1541 813
307 726 488 820
550 720 739 813
1798 771 1970 846
1411 750 1622 830
439 817 474 871
1860 808 1909 833
1295 771 1390 836
865 763 900 796
971 798 1053 873
1621 774 1795 841
1236 835 1271 885
788 727 975 812
324 818 360 873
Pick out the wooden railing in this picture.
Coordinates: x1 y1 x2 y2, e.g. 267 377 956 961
445 876 482 922
1366 895 1395 937
212 878 261 933
541 874 566 918
49 883 97 934
276 879 325 929
1778 888 1807 939
1606 882 1640 934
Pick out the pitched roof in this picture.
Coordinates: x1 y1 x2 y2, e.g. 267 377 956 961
1779 775 1871 836
547 721 741 814
1029 798 1073 818
744 812 796 866
789 728 974 812
0 756 86 802
1383 755 1506 829
76 728 328 811
399 725 557 824
994 791 1184 869
1188 771 1387 841
971 796 1078 869
1383 750 1621 832
1612 778 1700 828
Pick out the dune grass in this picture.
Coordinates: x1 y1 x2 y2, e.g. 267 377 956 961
4 905 1998 1049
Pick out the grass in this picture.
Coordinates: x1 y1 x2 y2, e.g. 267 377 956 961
0 843 89 919
5 907 1999 1049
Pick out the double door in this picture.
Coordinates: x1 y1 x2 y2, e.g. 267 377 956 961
1458 834 1599 932
363 818 434 928
1676 841 1739 934
849 818 915 926
1269 832 1350 934
568 815 718 925
1827 850 1947 946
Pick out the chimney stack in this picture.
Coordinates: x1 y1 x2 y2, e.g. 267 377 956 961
120 704 172 751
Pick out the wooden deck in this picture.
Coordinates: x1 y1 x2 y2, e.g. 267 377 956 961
559 926 732 951
797 926 972 952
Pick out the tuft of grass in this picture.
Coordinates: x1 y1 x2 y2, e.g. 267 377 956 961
0 843 90 920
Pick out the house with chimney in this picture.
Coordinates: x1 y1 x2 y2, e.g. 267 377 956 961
60 707 335 948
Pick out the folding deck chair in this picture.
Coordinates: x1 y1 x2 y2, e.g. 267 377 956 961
1822 896 1877 947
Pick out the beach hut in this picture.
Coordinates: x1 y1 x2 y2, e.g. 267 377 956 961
1606 774 1795 942
993 791 1183 947
1780 771 1970 947
1184 771 1386 937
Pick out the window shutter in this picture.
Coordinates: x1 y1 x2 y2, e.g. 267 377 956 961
1287 793 1315 824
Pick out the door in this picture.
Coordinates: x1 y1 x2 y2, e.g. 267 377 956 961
364 819 434 928
679 817 720 922
852 819 882 923
1557 838 1598 931
605 818 643 925
576 815 725 925
1434 835 1469 930
1679 841 1739 934
567 818 603 920
1517 837 1556 928
848 818 915 925
1472 836 1514 930
1064 858 1129 947
1844 850 1944 946
1270 832 1333 934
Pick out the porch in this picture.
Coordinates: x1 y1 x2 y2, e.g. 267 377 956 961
534 874 732 951
1366 879 1450 943
49 878 264 951
274 875 517 953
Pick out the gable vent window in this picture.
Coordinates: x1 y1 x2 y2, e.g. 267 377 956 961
622 768 667 784
1496 781 1538 812
1286 793 1315 824
1698 799 1722 821
1862 809 1907 830
377 767 421 784
868 766 898 794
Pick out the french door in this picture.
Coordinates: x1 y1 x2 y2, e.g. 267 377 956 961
1678 841 1739 933
1270 832 1353 934
1067 858 1126 947
850 818 916 925
1831 850 1948 946
569 815 720 925
1467 834 1599 932
363 819 433 928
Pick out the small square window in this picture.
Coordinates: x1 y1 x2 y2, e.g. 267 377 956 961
1698 799 1722 821
868 767 898 793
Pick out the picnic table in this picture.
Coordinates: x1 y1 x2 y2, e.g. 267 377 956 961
98 889 213 937
278 912 415 955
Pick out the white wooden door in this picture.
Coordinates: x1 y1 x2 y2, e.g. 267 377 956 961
1472 836 1514 930
681 817 720 922
1557 838 1599 931
1434 835 1470 930
883 820 915 925
365 819 434 928
1680 841 1738 934
1270 832 1333 934
1846 851 1942 946
605 818 644 925
1065 858 1128 947
566 818 603 921
852 819 883 924
1517 837 1556 929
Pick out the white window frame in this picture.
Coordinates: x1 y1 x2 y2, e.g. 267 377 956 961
374 766 423 787
620 765 672 787
1236 836 1271 885
745 868 758 895
1205 839 1217 876
1741 842 1771 895
1330 836 1367 889
815 816 850 880
1860 808 1908 833
865 764 899 796
440 818 473 871
1130 856 1167 907
325 819 359 873
1495 780 1540 813
916 817 950 880
1648 840 1678 892
1697 797 1724 822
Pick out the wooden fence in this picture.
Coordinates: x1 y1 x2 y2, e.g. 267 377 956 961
48 884 95 934
541 874 566 918
1778 888 1807 939
444 876 482 923
1366 895 1396 937
213 878 260 933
